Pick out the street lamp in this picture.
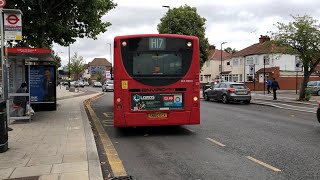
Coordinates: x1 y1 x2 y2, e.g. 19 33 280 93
162 5 171 33
68 45 71 88
220 42 227 79
107 43 113 80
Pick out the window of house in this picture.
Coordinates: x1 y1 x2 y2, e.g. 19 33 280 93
233 59 240 66
200 75 203 82
239 74 243 82
247 74 254 81
263 55 270 65
254 57 259 65
246 57 254 65
227 62 230 65
219 65 221 72
232 74 238 82
240 59 243 65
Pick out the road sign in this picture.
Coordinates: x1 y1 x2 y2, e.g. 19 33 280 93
6 14 19 25
4 12 22 40
0 0 6 8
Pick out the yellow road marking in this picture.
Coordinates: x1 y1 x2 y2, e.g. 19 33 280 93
85 93 127 177
206 137 226 147
247 156 281 172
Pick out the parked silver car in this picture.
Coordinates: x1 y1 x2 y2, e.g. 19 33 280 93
204 82 251 104
102 80 114 92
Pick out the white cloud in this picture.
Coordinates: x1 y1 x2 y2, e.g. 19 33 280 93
53 0 320 66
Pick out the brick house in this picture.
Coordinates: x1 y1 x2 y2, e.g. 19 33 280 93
221 35 320 90
200 45 231 84
87 58 112 80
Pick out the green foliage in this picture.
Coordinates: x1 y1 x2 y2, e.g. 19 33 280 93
52 52 62 69
69 53 84 80
157 5 209 68
305 88 311 101
96 71 104 83
6 0 117 48
224 47 237 54
272 15 320 100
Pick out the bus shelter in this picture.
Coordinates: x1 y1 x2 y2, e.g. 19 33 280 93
5 48 56 124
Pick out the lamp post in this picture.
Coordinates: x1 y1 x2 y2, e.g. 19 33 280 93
107 43 113 79
68 45 71 88
162 5 171 33
220 42 227 79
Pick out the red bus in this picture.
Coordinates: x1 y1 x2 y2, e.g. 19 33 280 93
113 34 200 127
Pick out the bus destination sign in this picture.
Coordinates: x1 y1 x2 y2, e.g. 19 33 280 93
149 38 166 50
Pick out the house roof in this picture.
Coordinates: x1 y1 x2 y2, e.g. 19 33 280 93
88 58 112 66
256 67 278 74
209 49 231 60
230 35 292 58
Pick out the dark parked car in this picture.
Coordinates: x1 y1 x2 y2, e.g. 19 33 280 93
203 82 251 104
307 81 320 96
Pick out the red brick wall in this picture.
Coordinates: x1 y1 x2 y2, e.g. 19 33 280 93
245 76 320 91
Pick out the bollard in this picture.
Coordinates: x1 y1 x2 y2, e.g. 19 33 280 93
0 111 8 153
317 101 320 124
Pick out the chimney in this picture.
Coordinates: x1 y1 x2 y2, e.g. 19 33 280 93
209 45 216 50
259 35 270 43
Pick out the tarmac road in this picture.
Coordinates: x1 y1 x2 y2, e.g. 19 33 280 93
91 92 320 180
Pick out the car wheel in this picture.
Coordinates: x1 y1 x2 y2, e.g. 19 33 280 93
222 94 228 104
204 93 209 101
317 90 320 96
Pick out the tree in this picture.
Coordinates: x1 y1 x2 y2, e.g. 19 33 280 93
6 0 117 48
52 51 62 69
224 47 237 54
157 5 209 68
96 71 104 83
69 53 85 80
272 15 320 101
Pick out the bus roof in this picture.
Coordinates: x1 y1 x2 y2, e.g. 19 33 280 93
114 34 198 40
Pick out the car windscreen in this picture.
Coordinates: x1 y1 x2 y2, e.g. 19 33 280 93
107 80 114 84
307 81 317 86
230 84 247 89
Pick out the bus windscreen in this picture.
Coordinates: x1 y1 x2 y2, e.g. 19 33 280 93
133 53 182 76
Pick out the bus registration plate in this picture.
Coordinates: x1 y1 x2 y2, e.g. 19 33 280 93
148 113 167 118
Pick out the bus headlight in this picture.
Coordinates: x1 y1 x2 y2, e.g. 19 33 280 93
193 96 198 101
122 41 127 47
187 42 192 47
116 98 121 103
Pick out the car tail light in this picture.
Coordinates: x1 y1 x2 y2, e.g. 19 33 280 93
247 88 251 93
228 88 235 93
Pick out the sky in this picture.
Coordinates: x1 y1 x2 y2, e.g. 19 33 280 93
53 0 320 67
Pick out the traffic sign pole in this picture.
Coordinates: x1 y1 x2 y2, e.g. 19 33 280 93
0 8 5 99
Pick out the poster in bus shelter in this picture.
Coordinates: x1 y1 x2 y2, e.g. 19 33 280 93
29 66 55 103
131 93 183 111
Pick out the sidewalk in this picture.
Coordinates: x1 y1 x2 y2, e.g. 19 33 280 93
251 90 320 105
0 88 103 180
200 89 320 105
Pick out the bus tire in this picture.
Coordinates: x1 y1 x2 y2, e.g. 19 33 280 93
204 93 209 101
222 94 228 104
317 108 320 123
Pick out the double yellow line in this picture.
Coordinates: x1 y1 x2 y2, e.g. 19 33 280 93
84 93 127 177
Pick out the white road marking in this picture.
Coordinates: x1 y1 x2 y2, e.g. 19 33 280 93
206 137 226 147
247 156 281 172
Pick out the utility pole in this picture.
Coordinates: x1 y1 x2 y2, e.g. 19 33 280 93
68 45 71 88
162 5 171 33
